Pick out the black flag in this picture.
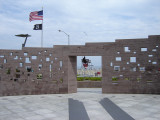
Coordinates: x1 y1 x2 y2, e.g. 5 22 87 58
33 24 42 30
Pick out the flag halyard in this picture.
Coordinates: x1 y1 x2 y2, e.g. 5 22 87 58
29 9 44 47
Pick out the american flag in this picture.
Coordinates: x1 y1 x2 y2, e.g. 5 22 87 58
29 10 43 22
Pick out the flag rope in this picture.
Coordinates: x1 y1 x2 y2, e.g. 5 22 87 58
41 7 43 47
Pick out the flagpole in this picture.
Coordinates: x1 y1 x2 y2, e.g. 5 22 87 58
41 7 43 47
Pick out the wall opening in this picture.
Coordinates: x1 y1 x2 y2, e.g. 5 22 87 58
77 56 102 93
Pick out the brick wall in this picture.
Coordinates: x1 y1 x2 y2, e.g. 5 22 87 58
0 35 160 96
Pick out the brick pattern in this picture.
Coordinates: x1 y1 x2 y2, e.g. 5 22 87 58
102 35 160 93
0 47 66 96
0 35 160 96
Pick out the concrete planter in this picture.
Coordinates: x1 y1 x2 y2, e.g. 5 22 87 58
77 81 102 88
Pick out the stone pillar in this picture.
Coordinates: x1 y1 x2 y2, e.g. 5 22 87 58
68 56 77 93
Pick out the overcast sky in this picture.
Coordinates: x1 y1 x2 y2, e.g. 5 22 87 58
0 0 160 67
0 0 160 50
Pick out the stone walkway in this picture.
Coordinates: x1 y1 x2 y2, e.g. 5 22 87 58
0 88 160 120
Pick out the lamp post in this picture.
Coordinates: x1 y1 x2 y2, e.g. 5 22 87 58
58 30 70 45
15 34 31 48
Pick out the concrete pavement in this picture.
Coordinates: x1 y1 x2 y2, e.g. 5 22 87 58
0 88 160 120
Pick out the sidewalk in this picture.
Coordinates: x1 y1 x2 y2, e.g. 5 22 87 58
0 88 160 120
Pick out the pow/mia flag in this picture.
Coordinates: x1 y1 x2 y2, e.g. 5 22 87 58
33 24 42 30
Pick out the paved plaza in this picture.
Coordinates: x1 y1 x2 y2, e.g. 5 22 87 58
0 88 160 120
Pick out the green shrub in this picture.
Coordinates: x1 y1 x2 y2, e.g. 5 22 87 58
125 78 129 80
16 69 20 72
6 69 11 74
77 77 102 81
60 78 63 83
37 74 42 79
77 77 84 81
137 78 141 81
147 80 153 82
85 77 90 80
90 77 102 81
112 77 118 81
